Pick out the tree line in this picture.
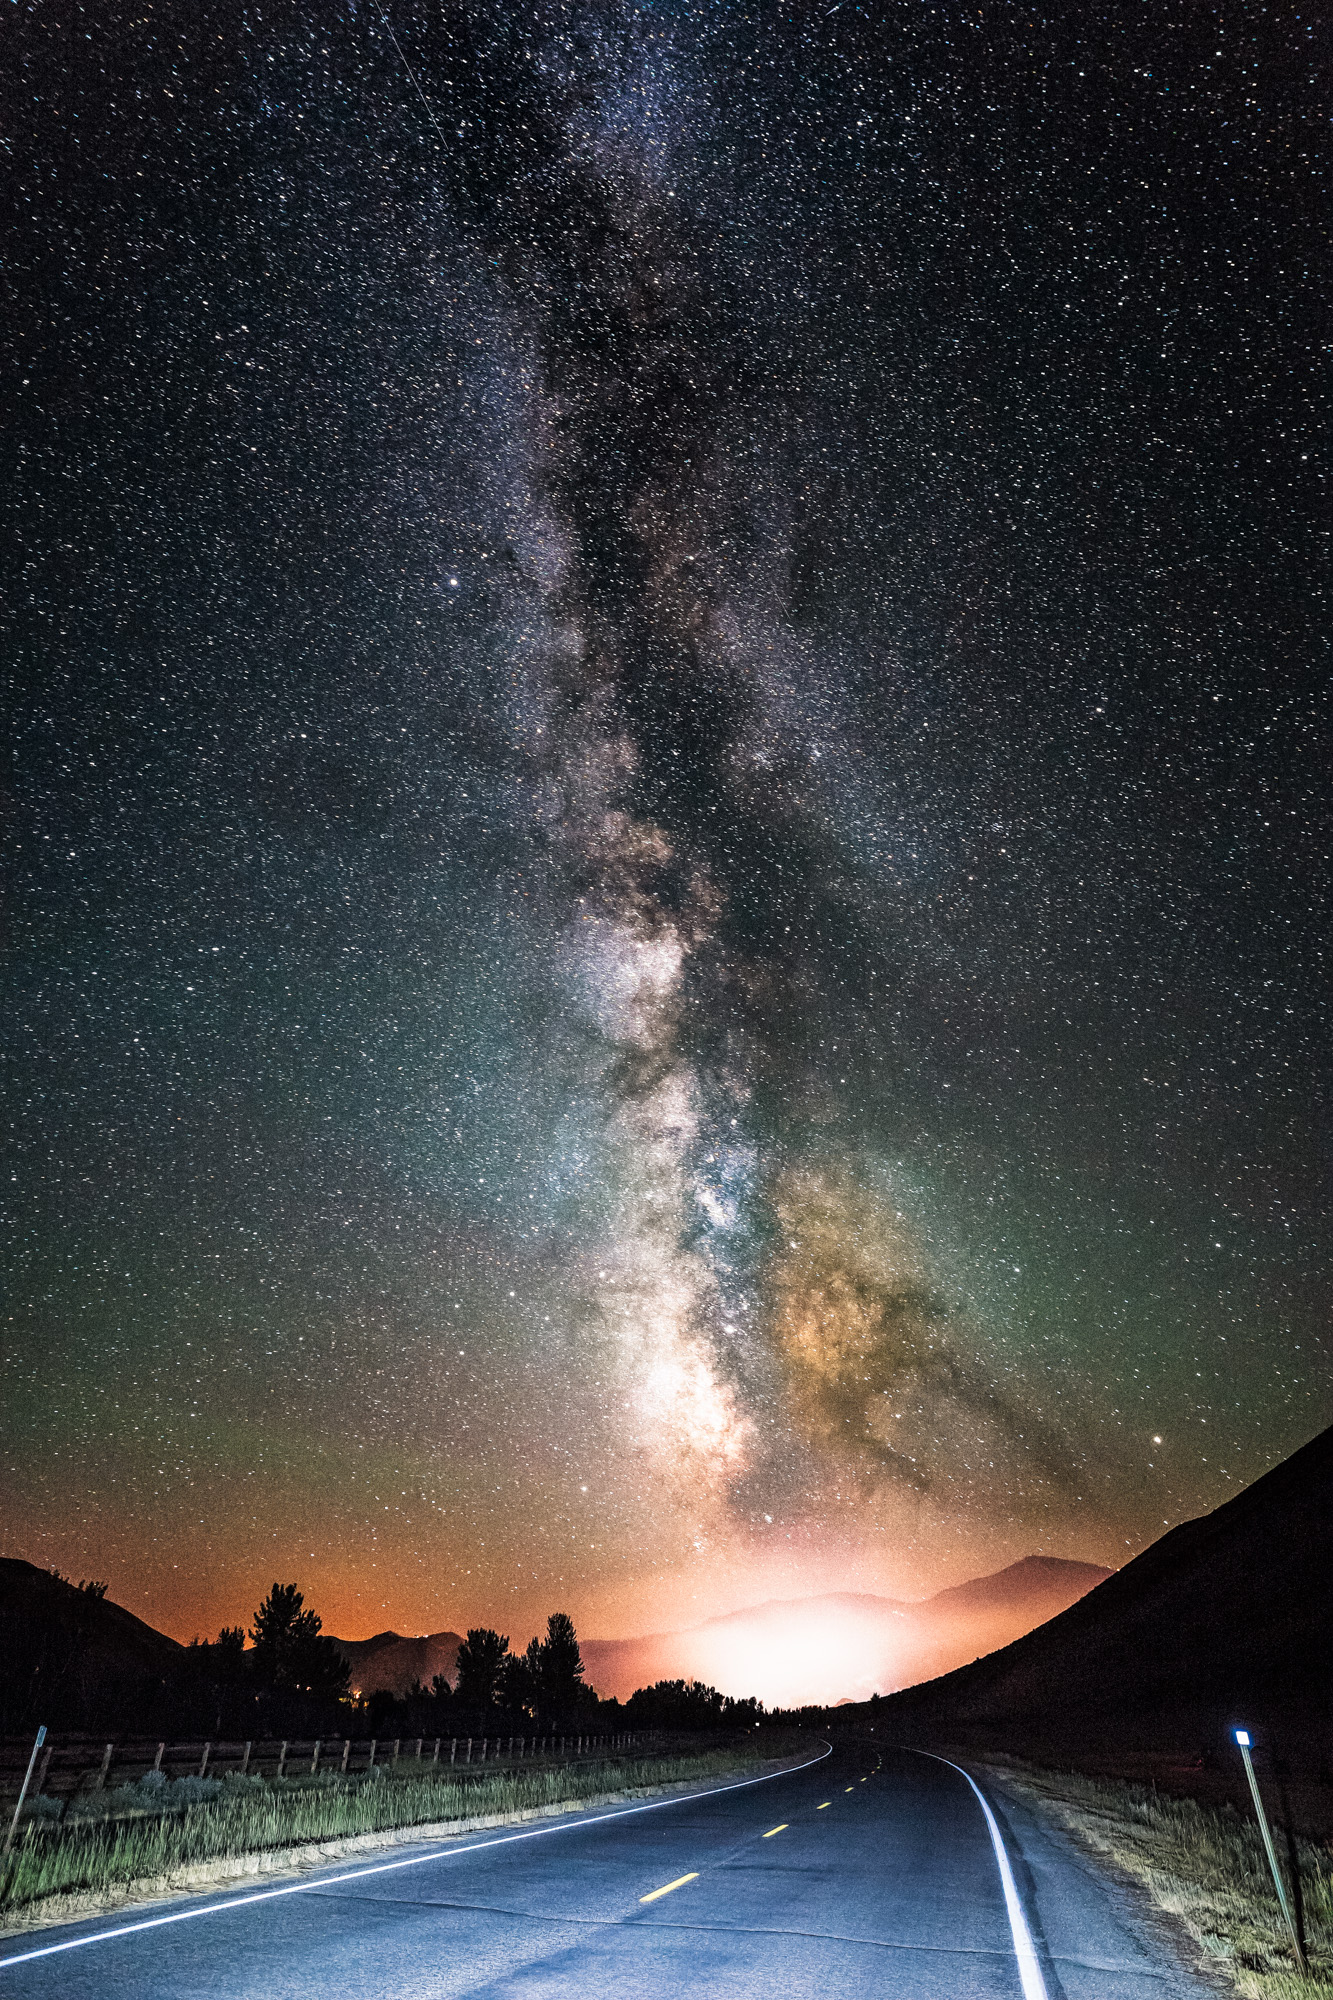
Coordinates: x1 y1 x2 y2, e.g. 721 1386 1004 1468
187 1589 603 1734
1 1566 765 1739
190 1584 763 1739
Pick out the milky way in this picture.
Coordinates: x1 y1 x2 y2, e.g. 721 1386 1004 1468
3 1 1328 1649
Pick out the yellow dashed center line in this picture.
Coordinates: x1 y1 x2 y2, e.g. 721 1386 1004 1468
817 1802 830 1810
639 1873 699 1904
762 1823 789 1838
845 1786 854 1793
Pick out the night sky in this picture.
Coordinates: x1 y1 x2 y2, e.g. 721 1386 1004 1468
3 0 1329 1657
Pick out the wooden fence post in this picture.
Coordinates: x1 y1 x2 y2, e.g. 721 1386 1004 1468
199 1742 211 1778
311 1740 322 1775
277 1740 288 1779
391 1738 400 1768
241 1741 252 1776
34 1739 54 1798
154 1742 165 1773
368 1738 377 1771
465 1737 472 1764
432 1738 440 1765
414 1737 422 1762
341 1739 351 1775
3 1727 47 1857
95 1743 114 1790
450 1738 457 1765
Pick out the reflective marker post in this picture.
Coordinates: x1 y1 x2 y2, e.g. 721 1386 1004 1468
1234 1729 1307 1975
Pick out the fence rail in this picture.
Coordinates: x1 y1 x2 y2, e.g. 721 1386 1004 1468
0 1730 648 1806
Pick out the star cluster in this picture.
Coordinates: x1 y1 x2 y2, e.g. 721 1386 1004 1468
2 0 1328 1648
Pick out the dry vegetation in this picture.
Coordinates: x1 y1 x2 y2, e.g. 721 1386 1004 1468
1 1739 789 1923
991 1760 1333 1999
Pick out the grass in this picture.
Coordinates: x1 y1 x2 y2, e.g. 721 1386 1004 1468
0 1740 790 1921
991 1759 1333 1999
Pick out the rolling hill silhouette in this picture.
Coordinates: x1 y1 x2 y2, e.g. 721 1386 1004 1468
0 1558 185 1734
872 1422 1333 1827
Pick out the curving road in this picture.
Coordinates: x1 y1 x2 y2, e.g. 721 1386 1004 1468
0 1742 1211 1997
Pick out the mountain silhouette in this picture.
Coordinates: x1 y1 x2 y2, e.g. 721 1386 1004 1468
874 1422 1333 1826
323 1558 1111 1707
328 1629 464 1699
0 1559 185 1734
578 1555 1111 1707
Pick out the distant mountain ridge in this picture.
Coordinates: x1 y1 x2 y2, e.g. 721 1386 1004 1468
0 1550 1111 1716
576 1555 1111 1706
330 1628 464 1699
319 1556 1109 1705
925 1553 1112 1619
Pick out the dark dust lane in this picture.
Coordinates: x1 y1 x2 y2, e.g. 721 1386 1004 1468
0 1745 1213 1998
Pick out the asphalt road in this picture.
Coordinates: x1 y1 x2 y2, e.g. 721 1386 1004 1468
0 1743 1213 1998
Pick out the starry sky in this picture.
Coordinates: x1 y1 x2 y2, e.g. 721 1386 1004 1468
3 0 1329 1657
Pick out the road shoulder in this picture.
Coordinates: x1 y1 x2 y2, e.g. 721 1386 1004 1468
978 1760 1234 2000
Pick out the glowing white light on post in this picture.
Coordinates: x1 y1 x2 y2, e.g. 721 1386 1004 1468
1233 1728 1306 1975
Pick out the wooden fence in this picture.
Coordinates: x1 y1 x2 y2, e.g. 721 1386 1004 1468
0 1729 648 1807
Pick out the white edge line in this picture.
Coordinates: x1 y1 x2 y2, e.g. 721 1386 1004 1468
909 1751 1048 2000
0 1742 833 1970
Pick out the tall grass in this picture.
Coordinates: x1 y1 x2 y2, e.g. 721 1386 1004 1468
995 1761 1333 1999
1 1742 785 1919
